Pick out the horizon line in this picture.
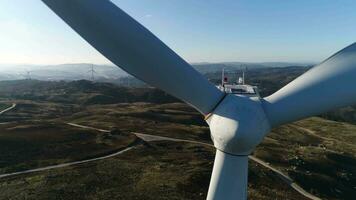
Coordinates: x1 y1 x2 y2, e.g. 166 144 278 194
0 61 316 66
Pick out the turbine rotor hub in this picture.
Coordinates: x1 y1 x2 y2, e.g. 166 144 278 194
207 94 271 155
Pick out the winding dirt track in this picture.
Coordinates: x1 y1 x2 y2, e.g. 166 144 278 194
0 103 16 115
0 146 134 179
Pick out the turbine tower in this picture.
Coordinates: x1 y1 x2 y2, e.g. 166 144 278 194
42 1 356 199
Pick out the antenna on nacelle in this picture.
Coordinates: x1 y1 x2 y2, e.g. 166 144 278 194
221 68 228 87
238 77 243 84
242 68 245 85
237 65 247 85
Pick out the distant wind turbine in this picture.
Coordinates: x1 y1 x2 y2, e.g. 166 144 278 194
87 64 97 81
24 70 32 80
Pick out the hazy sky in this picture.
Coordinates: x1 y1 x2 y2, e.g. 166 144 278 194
0 0 355 65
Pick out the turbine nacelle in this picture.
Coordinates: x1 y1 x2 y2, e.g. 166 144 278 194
207 94 271 155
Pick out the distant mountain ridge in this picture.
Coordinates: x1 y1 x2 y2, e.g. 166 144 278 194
0 62 312 81
193 62 313 73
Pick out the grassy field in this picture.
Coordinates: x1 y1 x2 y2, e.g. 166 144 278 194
0 101 309 200
0 80 355 199
0 121 136 174
66 103 210 143
0 141 308 200
254 117 356 200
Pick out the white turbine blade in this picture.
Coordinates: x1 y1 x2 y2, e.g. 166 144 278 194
263 43 356 127
207 150 248 200
42 0 224 114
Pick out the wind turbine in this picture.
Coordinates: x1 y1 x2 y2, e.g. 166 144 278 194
87 64 96 81
42 1 356 199
24 70 32 80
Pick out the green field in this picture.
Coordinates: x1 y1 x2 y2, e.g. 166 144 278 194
254 117 356 200
0 140 308 200
0 80 355 200
0 122 136 174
